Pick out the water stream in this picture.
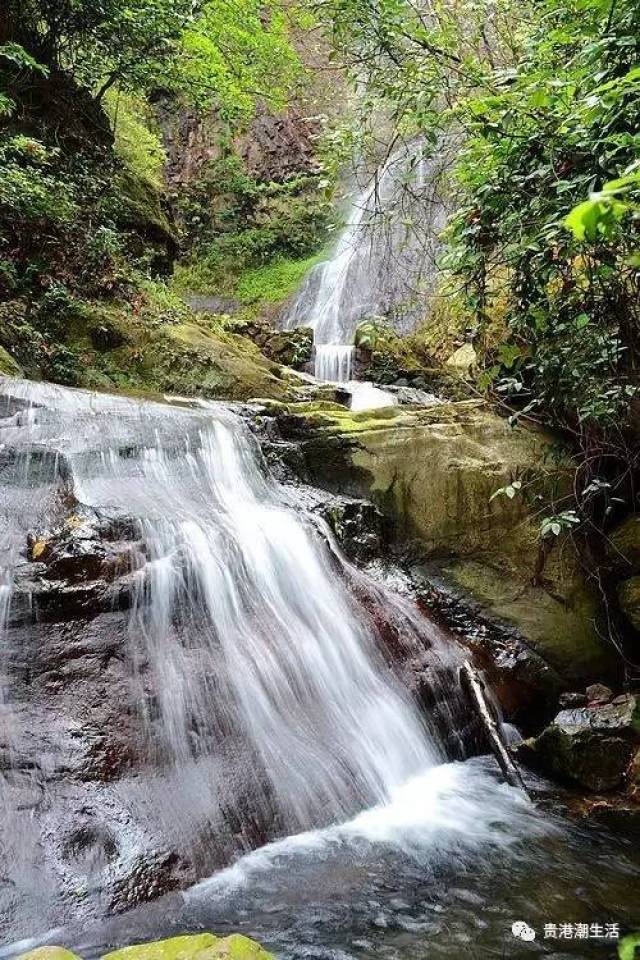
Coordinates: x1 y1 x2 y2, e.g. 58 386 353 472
1 378 638 956
0 377 459 941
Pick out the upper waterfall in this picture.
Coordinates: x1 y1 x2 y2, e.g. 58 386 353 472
282 144 446 353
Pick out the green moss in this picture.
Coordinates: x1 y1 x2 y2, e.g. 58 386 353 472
17 948 81 960
235 252 325 306
448 558 611 682
618 576 640 631
0 344 23 376
102 933 273 960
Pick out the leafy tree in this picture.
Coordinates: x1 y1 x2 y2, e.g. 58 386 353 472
1 0 301 115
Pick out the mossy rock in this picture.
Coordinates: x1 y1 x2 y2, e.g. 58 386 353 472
102 933 273 960
608 516 640 578
275 398 613 684
17 948 82 960
0 344 23 376
618 576 640 631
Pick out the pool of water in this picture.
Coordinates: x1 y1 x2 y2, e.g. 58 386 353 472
6 759 638 960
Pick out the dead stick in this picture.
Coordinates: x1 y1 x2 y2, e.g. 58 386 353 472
459 660 526 791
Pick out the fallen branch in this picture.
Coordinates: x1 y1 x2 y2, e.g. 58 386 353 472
459 660 526 791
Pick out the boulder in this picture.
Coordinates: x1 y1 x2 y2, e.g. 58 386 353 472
518 694 640 791
102 933 273 960
618 576 640 631
445 343 477 377
585 683 613 704
607 515 640 578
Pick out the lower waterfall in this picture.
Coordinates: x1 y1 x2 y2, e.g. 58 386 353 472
1 378 638 959
0 376 460 938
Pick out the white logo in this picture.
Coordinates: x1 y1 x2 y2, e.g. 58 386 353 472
512 921 536 942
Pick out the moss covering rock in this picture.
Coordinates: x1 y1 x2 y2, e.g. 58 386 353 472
266 397 613 684
17 934 273 960
102 934 272 960
0 344 23 376
608 515 640 578
618 576 640 632
17 950 81 960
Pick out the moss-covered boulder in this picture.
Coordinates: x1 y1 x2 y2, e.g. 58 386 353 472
618 576 640 631
0 344 23 376
17 948 81 960
267 398 613 684
102 933 273 960
65 300 297 402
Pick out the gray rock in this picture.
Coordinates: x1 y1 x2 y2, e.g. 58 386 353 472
585 683 613 704
517 694 640 791
558 692 587 709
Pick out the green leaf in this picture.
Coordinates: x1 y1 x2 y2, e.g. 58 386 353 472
618 931 640 960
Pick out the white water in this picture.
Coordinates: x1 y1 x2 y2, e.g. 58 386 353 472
314 344 355 383
0 378 441 849
190 760 548 901
347 381 398 411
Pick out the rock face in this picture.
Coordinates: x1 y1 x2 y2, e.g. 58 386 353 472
263 398 614 693
605 514 640 634
518 694 640 791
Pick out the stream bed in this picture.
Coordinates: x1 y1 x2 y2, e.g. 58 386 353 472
5 759 638 960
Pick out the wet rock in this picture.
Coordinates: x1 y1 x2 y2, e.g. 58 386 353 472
385 385 444 407
102 932 274 960
518 694 640 791
13 514 141 624
558 692 587 709
409 564 563 729
259 398 614 688
320 497 384 562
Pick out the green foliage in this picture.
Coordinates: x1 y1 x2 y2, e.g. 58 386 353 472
354 318 398 352
235 253 327 305
104 91 166 189
4 0 300 119
180 1 302 120
619 931 640 960
539 510 581 539
0 137 77 226
174 155 334 299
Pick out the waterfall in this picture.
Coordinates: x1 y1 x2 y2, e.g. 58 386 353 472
282 144 446 382
0 378 465 928
314 344 355 382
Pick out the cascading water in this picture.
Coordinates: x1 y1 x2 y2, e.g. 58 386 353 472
2 378 638 960
0 376 472 939
282 144 446 384
313 344 355 383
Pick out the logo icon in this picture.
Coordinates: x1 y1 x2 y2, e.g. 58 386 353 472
512 921 536 942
